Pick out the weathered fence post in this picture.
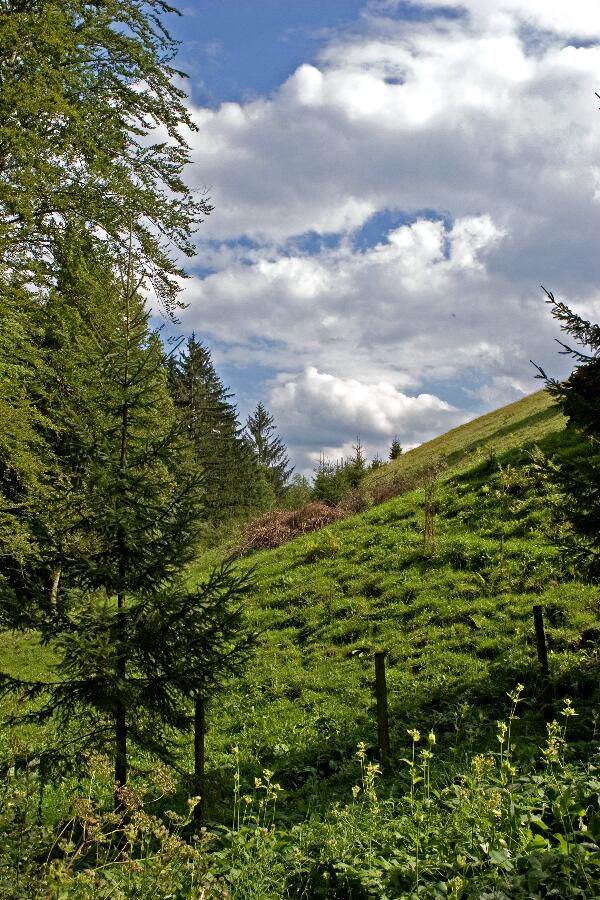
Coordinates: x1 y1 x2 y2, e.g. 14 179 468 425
374 651 390 769
533 605 549 681
194 695 206 823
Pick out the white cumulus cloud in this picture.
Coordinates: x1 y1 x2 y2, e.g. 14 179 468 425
178 0 600 468
270 367 465 470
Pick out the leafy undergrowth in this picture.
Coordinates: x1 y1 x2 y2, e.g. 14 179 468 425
5 702 600 899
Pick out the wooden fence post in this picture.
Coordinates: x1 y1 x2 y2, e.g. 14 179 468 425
533 605 549 681
193 696 206 823
374 651 390 769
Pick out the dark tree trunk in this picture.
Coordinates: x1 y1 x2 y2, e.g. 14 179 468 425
193 695 206 823
114 237 131 813
114 589 127 812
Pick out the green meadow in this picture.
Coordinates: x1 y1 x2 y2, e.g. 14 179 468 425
4 389 600 897
195 390 595 801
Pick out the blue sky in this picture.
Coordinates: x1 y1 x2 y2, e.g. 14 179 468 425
170 1 369 107
159 0 600 472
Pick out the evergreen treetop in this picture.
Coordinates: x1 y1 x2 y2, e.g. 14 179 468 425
311 441 367 507
535 287 600 581
169 335 267 527
534 287 600 436
389 437 403 460
245 402 293 497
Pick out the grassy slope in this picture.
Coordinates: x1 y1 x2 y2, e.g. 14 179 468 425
0 389 595 900
1 389 596 818
0 391 560 673
197 390 599 814
366 388 563 483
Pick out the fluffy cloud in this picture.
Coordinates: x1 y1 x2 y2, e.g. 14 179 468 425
180 0 600 468
270 367 465 468
182 214 508 384
187 20 600 245
404 0 600 38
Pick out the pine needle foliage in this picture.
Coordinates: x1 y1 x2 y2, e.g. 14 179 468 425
312 442 368 507
0 242 198 795
169 335 267 529
0 281 50 571
0 2 257 808
21 236 204 602
534 286 600 580
245 402 293 499
0 561 255 775
389 436 403 460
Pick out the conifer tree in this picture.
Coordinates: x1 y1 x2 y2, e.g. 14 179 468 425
311 455 347 507
534 287 600 580
0 4 256 806
0 282 49 576
311 440 367 506
389 437 403 460
245 402 293 498
169 336 266 528
0 0 210 601
64 251 200 799
346 439 367 489
0 243 253 807
311 455 343 507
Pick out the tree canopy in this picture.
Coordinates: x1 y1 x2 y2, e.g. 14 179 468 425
0 0 210 309
168 335 268 530
0 2 256 803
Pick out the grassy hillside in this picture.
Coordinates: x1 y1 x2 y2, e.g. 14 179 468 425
0 391 564 675
201 392 592 799
5 388 600 898
367 388 564 485
160 388 600 896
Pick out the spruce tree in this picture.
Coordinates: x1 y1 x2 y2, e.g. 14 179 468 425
169 336 266 528
6 232 123 614
0 0 210 604
0 281 49 573
534 287 600 580
64 252 201 799
0 4 257 807
245 402 293 498
346 439 367 489
281 474 312 510
389 437 403 460
311 454 348 507
311 442 367 506
0 242 241 806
